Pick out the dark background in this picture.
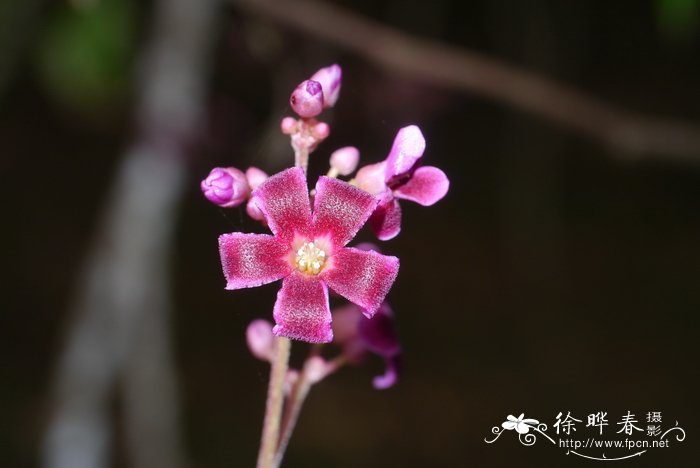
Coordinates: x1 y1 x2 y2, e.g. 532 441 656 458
1 0 698 467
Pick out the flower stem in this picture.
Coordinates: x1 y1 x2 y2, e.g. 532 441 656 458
295 146 309 176
274 372 311 466
256 336 291 468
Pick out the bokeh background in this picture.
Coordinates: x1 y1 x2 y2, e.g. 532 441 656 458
2 0 699 467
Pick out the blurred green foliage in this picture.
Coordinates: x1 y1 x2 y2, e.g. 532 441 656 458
36 0 136 112
657 0 699 40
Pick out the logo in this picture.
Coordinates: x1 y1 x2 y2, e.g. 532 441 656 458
485 411 686 461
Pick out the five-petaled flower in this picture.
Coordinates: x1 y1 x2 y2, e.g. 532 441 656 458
219 167 399 343
355 125 449 240
502 414 540 434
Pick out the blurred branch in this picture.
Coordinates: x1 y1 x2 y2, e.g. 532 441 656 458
235 0 700 164
42 1 220 468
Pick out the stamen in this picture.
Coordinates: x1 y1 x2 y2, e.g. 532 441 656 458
295 241 327 275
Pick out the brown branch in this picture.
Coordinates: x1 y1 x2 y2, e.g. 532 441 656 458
234 0 700 164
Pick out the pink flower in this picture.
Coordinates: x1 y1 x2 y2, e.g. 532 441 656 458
355 125 449 240
333 302 402 389
219 167 399 343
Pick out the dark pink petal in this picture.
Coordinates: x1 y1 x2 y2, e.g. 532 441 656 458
369 193 402 241
219 233 291 289
251 167 312 240
384 125 425 181
394 166 449 206
321 248 399 317
272 271 332 343
357 303 400 356
312 176 378 247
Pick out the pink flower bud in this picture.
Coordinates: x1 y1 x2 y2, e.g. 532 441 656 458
201 167 249 207
245 167 269 191
330 146 360 176
310 64 342 108
280 117 298 134
290 80 324 118
246 199 266 222
246 320 276 362
304 356 331 384
313 121 330 140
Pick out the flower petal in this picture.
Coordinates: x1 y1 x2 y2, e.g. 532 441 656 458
272 271 332 343
357 303 400 356
219 233 291 289
368 193 402 241
373 354 401 390
515 422 531 434
385 125 426 180
312 176 378 247
502 421 517 430
393 166 449 206
251 167 312 240
321 248 399 317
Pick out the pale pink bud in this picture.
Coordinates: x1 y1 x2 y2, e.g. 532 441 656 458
304 356 331 384
245 167 268 191
246 199 266 221
310 64 342 108
201 167 249 207
290 80 324 118
246 320 276 362
313 121 330 140
280 117 297 134
329 146 360 176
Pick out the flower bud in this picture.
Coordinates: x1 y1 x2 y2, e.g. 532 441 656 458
201 167 249 207
246 199 266 222
246 167 269 191
280 117 298 135
310 64 342 108
329 146 360 176
246 319 276 362
290 80 324 118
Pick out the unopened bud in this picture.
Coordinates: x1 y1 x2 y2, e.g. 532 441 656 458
280 117 298 134
246 199 266 222
246 167 269 191
246 320 276 362
201 167 249 207
290 80 324 118
329 146 360 176
310 64 342 108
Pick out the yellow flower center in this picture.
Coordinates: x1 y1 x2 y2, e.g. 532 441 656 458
295 241 327 275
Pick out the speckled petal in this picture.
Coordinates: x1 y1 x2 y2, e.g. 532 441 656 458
393 166 449 206
251 167 312 240
321 247 399 317
369 193 402 241
272 271 332 343
385 125 425 181
219 233 291 289
312 176 378 247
